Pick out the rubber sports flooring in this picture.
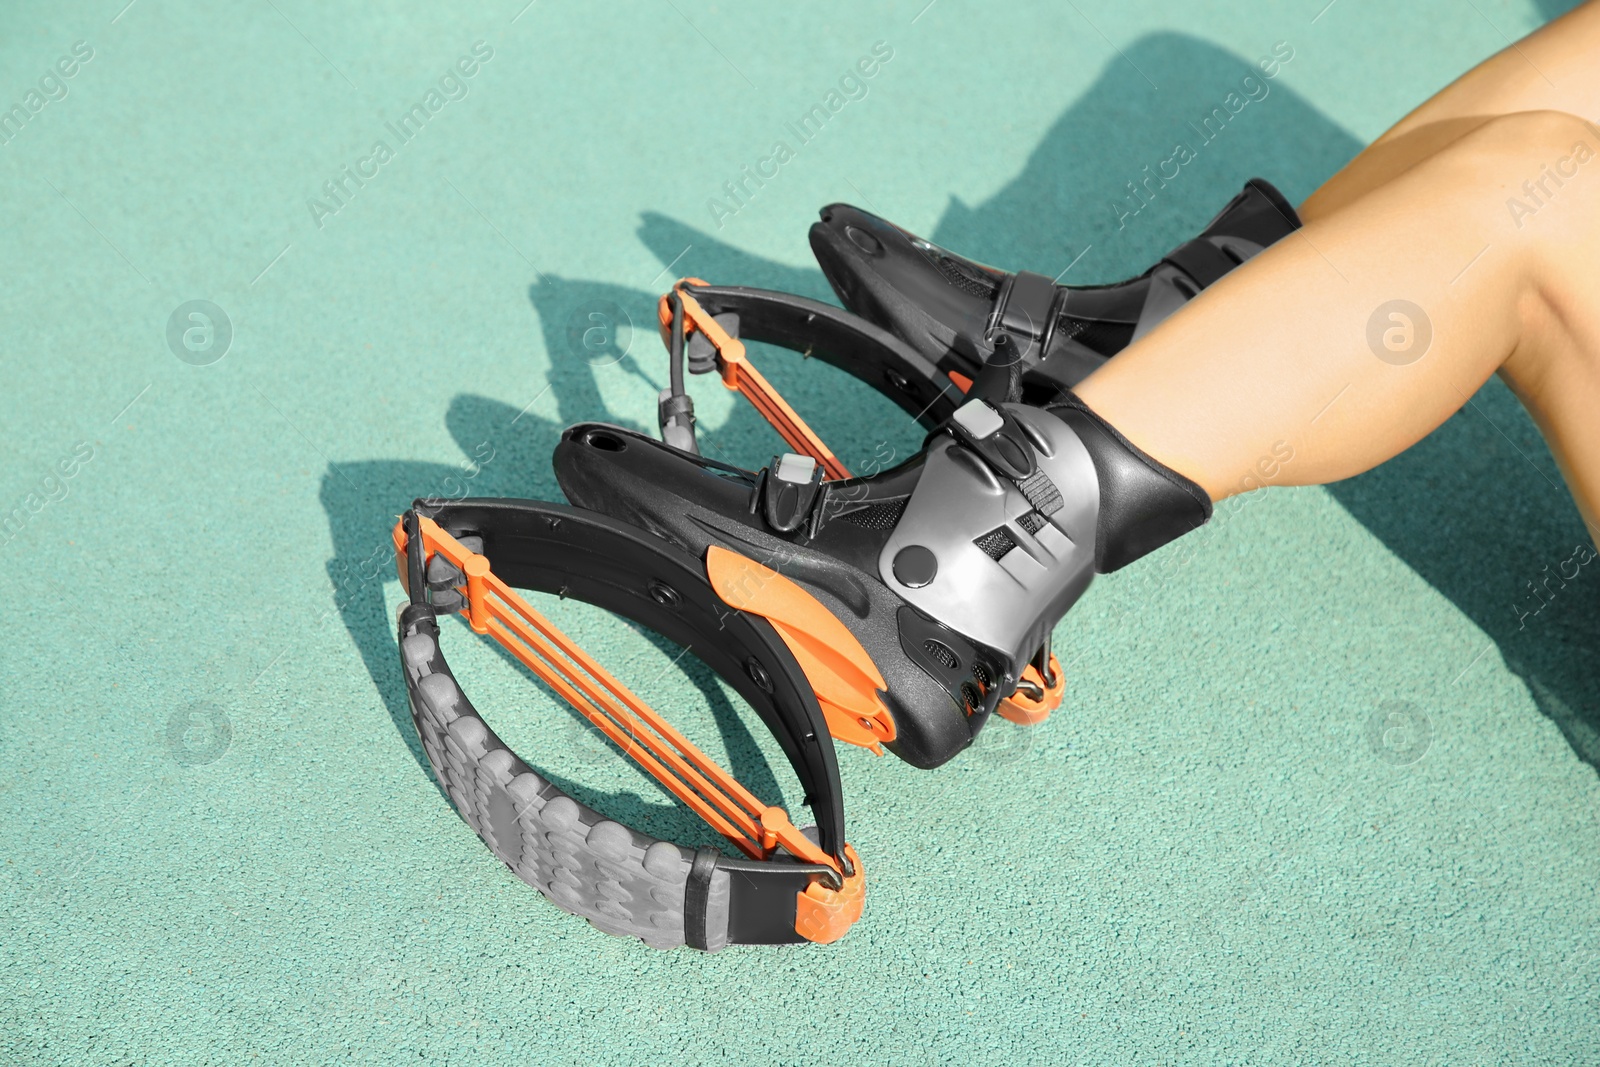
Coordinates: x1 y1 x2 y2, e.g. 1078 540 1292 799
2 1 1597 1063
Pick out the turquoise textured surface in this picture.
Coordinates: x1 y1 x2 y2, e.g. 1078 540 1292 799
2 0 1597 1063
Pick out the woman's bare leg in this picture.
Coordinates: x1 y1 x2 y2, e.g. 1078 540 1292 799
1302 0 1600 221
1074 110 1600 534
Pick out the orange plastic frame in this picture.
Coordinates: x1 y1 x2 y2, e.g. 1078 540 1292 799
995 653 1065 725
705 546 895 755
658 279 852 481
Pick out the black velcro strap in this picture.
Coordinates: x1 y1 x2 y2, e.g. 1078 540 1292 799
684 846 721 950
969 346 1024 406
1160 238 1237 289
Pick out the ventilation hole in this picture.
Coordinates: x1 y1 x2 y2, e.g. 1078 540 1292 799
1173 276 1201 300
1016 511 1046 536
974 526 1017 561
584 429 625 452
959 681 983 716
840 498 907 530
922 639 960 671
1057 314 1137 355
1219 243 1246 265
971 661 991 692
934 252 992 299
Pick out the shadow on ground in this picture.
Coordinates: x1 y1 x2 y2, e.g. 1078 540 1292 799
321 29 1600 851
1534 0 1586 21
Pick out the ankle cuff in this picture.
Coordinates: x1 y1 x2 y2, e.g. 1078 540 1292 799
1046 393 1213 572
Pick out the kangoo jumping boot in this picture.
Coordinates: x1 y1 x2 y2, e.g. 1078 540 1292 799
554 383 1211 770
809 178 1301 398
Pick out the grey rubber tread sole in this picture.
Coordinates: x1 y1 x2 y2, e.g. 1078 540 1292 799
400 627 732 951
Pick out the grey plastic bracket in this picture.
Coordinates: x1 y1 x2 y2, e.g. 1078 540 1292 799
878 403 1099 677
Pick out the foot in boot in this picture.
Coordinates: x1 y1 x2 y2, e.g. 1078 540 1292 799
554 393 1210 769
808 178 1301 398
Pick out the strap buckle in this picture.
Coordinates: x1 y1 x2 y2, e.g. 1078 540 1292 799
946 397 1064 517
987 269 1061 360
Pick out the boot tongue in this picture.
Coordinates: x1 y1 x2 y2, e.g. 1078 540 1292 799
968 335 1024 406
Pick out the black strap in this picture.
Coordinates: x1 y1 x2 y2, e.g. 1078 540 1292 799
995 270 1057 340
683 846 721 950
985 271 1059 393
1161 238 1237 289
1016 468 1063 517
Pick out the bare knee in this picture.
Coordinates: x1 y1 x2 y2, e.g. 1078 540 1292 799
1405 109 1600 268
1466 114 1600 394
1454 110 1600 201
1461 108 1597 153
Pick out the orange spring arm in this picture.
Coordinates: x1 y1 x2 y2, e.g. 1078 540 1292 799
658 282 852 481
393 516 840 873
